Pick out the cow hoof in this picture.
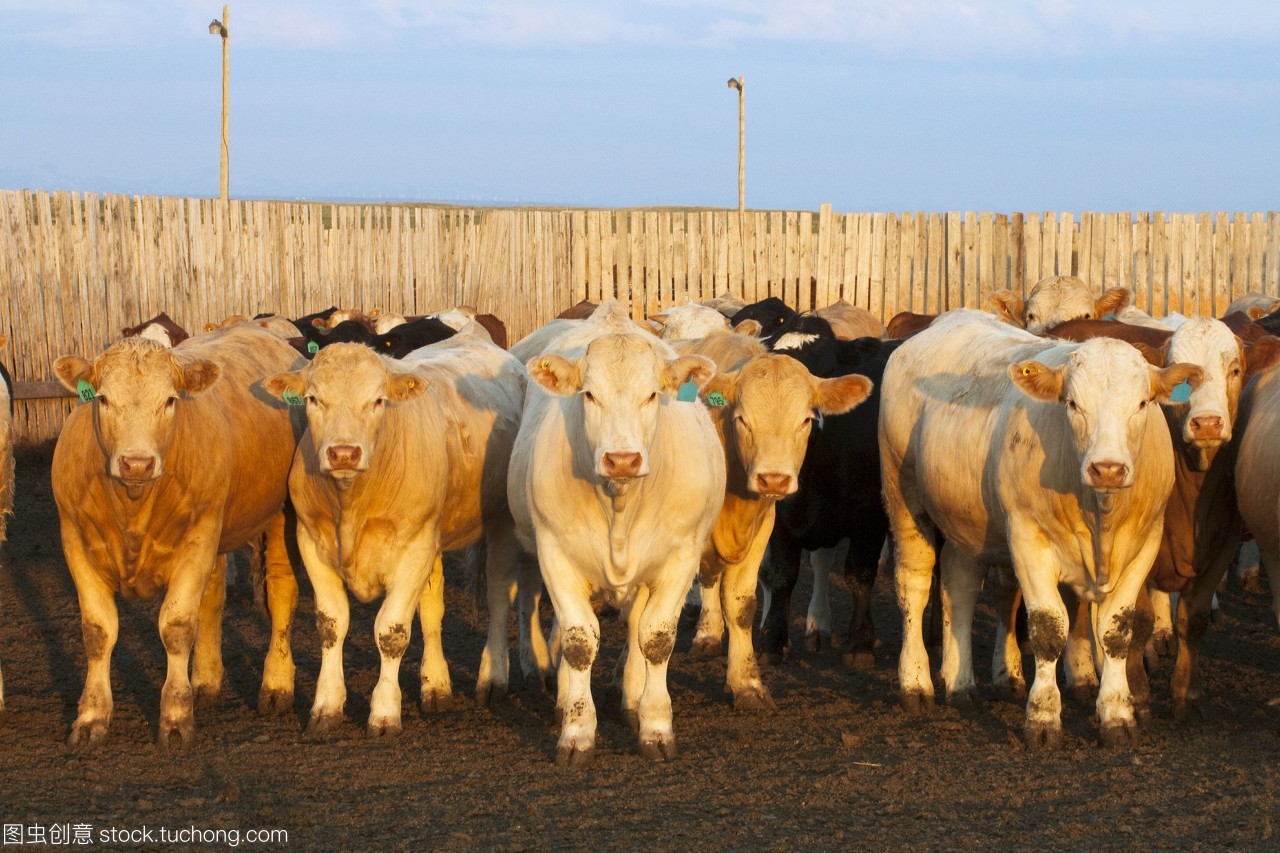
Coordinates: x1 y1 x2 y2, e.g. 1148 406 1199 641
420 690 453 714
1172 699 1203 725
304 713 345 739
555 743 595 770
1100 720 1141 748
193 685 222 710
994 681 1027 702
758 650 787 668
1133 704 1153 728
475 682 507 709
1150 630 1174 657
67 719 109 751
804 632 822 653
257 688 293 716
948 688 981 711
638 737 677 761
898 691 935 716
1023 722 1064 751
159 720 195 753
1069 683 1098 705
690 636 722 657
843 651 875 670
624 708 640 733
733 687 776 712
1242 570 1264 594
366 717 402 738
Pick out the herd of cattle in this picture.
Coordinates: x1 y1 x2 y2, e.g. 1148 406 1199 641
2 275 1280 767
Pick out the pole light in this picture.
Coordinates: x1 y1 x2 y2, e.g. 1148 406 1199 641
209 5 229 200
727 76 744 215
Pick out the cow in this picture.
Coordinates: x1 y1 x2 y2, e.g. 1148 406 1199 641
51 325 303 749
507 302 725 766
1225 292 1280 319
731 297 796 338
290 306 338 332
121 313 190 348
811 300 885 340
879 309 1200 748
885 311 936 340
674 328 871 707
701 292 747 318
431 307 510 350
1235 345 1280 641
264 328 525 735
297 316 457 359
747 315 901 666
986 275 1132 334
648 303 731 340
556 300 599 320
0 336 11 712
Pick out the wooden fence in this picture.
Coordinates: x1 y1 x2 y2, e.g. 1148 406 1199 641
2 189 1279 443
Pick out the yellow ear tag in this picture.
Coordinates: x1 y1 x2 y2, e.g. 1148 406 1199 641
540 359 550 371
1022 366 1033 376
406 379 415 389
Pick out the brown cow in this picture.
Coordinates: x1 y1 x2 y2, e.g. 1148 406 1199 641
52 325 302 749
556 299 599 320
121 313 190 347
885 311 936 340
811 300 884 340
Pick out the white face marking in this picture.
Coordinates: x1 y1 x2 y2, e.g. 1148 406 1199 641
772 332 820 351
137 324 174 347
1167 318 1240 444
578 335 668 480
1060 338 1155 491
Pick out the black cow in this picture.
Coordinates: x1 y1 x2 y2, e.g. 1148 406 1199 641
731 297 797 340
758 314 902 666
296 316 456 359
290 306 339 331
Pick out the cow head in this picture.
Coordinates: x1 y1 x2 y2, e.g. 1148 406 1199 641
1157 319 1280 455
647 304 730 341
1010 338 1203 493
528 333 715 483
54 338 220 485
264 343 426 487
705 354 872 497
990 276 1133 334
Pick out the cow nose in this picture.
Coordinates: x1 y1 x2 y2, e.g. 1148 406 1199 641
601 451 643 479
118 455 157 480
326 444 363 470
754 472 794 496
1087 461 1129 489
1189 415 1225 440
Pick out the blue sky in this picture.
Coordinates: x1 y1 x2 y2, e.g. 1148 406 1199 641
3 1 1279 212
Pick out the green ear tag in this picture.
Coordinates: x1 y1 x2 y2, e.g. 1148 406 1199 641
705 391 727 407
676 380 698 402
306 341 320 354
76 379 96 403
282 390 305 407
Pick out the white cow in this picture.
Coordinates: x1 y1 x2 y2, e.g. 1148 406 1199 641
647 303 730 340
986 275 1132 335
508 302 726 767
879 310 1200 748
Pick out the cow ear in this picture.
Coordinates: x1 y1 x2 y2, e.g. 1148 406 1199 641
733 318 763 338
203 322 220 333
1248 306 1268 320
177 358 221 395
528 354 583 396
1095 287 1131 318
647 312 669 329
701 371 737 406
1132 340 1169 368
1152 363 1204 401
386 372 428 402
1009 360 1065 401
1244 335 1280 378
122 326 136 338
985 290 1025 326
813 373 873 415
54 355 95 393
264 371 305 400
663 354 716 394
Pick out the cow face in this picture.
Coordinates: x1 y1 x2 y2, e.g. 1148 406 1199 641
529 333 715 482
54 338 220 484
648 304 730 341
1010 338 1202 493
1163 320 1280 450
995 276 1133 334
265 344 426 486
709 354 872 497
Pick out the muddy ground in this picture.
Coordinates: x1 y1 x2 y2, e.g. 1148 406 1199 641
2 444 1280 850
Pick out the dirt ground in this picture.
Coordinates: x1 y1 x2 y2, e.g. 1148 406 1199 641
2 444 1280 850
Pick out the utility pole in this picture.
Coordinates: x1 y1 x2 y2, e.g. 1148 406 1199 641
209 5 230 199
728 76 744 214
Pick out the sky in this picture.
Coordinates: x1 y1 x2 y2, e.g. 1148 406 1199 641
2 1 1280 212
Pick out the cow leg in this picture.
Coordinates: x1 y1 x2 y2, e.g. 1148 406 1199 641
1092 548 1158 748
1125 583 1155 725
1147 587 1174 659
844 533 885 668
157 549 219 751
889 511 938 714
415 552 453 716
539 540 600 769
1236 540 1262 593
634 565 697 761
299 532 350 737
805 546 836 652
1262 548 1280 629
477 522 521 707
1013 537 1069 750
516 556 553 692
1172 544 1236 723
258 511 297 715
68 564 119 750
690 561 726 657
722 523 774 710
758 530 802 666
191 553 227 709
938 542 981 708
990 566 1026 699
1062 589 1098 704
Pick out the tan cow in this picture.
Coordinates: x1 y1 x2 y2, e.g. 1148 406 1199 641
508 302 725 766
986 275 1132 334
812 300 884 340
52 326 302 749
265 329 525 736
880 310 1200 748
675 330 871 708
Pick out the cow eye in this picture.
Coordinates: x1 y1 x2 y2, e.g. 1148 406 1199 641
1026 314 1036 323
1138 400 1147 410
373 397 385 409
1066 399 1078 412
97 395 109 408
1232 367 1242 376
645 392 657 405
582 391 596 404
165 396 178 409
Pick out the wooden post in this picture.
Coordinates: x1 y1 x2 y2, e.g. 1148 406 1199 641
210 5 230 200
